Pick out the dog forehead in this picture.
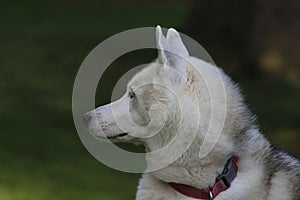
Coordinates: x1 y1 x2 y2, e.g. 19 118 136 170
128 62 160 90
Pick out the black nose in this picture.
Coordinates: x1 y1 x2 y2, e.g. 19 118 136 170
82 113 92 126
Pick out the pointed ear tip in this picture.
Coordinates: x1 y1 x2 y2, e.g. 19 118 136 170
156 25 162 33
155 25 162 38
167 28 180 39
168 28 177 33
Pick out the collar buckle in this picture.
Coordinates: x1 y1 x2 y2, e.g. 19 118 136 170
216 156 238 187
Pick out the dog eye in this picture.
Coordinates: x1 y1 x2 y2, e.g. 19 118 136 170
128 91 136 99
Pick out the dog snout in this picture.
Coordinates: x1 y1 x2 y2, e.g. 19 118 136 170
82 113 92 126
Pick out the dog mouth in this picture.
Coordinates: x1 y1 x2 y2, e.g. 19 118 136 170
107 133 128 139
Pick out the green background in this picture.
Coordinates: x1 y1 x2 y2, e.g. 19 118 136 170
1 1 299 199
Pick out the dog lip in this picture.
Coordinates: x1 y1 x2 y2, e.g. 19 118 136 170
107 133 128 139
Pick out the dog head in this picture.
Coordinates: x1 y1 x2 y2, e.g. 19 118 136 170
83 26 201 145
83 26 252 157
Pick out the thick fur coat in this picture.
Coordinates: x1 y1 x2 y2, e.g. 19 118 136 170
84 26 300 200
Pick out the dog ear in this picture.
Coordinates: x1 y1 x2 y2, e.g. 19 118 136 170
156 25 189 82
156 25 171 66
166 28 189 58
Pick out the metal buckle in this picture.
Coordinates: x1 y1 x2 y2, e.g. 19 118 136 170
209 190 214 200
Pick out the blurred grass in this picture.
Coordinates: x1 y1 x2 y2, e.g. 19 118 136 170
241 80 300 155
0 1 188 199
0 1 299 200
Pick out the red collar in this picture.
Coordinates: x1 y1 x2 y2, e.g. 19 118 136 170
168 156 238 200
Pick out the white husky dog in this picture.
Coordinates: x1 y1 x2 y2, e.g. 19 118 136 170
83 26 300 200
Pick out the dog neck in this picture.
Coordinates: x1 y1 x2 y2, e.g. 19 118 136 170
143 94 237 188
146 130 234 188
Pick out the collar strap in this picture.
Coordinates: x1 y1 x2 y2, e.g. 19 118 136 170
168 156 238 200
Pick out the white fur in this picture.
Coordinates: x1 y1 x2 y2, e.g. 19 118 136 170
84 26 300 200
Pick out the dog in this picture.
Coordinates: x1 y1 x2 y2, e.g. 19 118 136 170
83 26 300 199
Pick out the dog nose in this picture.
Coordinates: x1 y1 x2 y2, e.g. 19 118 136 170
82 113 92 126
